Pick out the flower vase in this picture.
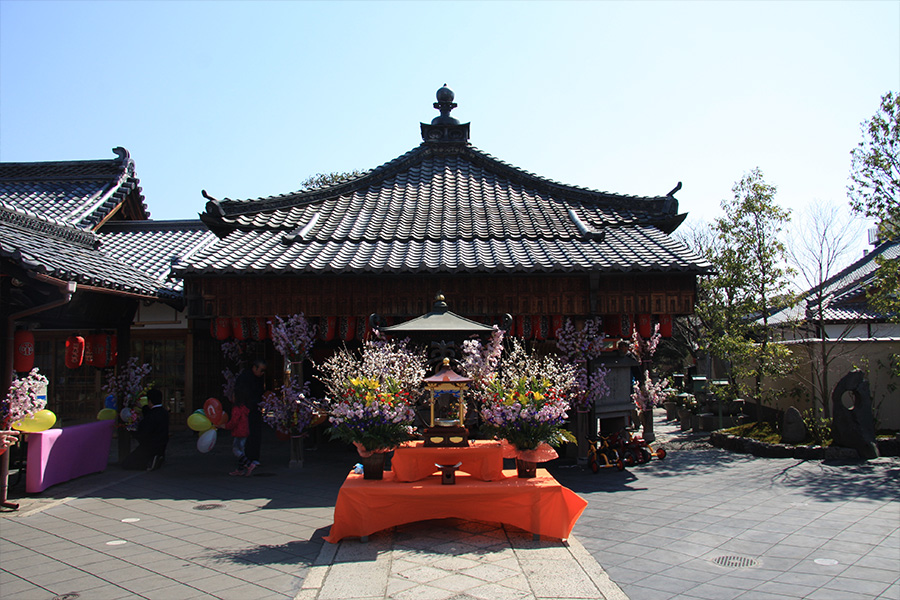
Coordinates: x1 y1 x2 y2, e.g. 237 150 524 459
516 458 537 479
640 409 656 443
289 434 304 469
360 453 385 480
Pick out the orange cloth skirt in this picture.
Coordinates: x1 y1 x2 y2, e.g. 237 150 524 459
324 469 587 543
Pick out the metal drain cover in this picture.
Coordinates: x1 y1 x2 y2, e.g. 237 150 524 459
52 594 81 600
193 503 225 511
713 555 758 568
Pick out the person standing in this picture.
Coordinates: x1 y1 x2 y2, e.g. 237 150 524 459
234 359 266 475
123 388 169 470
221 395 251 476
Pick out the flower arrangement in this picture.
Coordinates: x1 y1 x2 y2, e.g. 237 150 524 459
102 358 152 431
460 325 505 392
3 368 48 424
628 323 667 413
270 314 317 362
555 317 610 412
264 313 321 436
477 339 577 452
259 382 317 435
317 338 428 454
632 371 671 411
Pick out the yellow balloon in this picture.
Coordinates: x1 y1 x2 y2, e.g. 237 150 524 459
139 396 149 407
187 412 213 432
97 408 117 420
12 409 57 433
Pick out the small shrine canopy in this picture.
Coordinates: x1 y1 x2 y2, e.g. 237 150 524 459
179 86 710 279
382 295 495 335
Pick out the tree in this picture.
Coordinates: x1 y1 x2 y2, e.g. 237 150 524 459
848 92 900 377
787 202 864 417
848 91 900 235
701 169 796 415
299 170 366 191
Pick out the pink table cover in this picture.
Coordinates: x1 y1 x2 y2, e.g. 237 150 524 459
26 420 115 493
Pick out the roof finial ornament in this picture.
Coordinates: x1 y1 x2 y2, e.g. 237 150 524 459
421 85 469 144
432 84 460 126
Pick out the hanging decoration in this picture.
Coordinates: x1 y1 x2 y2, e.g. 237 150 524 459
13 330 35 374
211 317 232 341
638 314 653 339
65 335 85 369
659 314 673 338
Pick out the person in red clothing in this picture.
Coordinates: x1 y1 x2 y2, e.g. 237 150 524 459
222 396 253 476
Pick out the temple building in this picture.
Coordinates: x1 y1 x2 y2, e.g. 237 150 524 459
3 86 710 439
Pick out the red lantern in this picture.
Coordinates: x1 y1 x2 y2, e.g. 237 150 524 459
232 318 251 341
90 333 116 369
551 315 563 339
13 330 35 373
108 334 118 367
659 314 673 338
340 316 356 341
638 314 652 339
251 318 269 341
321 316 337 341
65 335 85 369
532 316 544 341
212 317 232 340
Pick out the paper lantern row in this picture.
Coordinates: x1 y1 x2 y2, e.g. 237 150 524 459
63 333 117 369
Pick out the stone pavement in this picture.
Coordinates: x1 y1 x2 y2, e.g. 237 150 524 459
1 413 897 600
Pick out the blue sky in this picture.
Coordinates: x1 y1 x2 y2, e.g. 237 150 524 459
1 1 898 251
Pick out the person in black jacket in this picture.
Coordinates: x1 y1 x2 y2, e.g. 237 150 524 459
122 388 169 471
234 359 266 476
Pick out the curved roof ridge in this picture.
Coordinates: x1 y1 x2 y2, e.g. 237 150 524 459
0 199 98 248
464 145 672 205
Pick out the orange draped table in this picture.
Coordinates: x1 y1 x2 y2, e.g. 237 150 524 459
324 469 588 543
392 440 504 482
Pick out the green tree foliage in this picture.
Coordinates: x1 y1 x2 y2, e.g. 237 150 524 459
848 91 900 233
698 168 796 409
848 91 900 376
299 170 367 191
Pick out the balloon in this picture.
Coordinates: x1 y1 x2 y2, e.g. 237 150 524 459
120 407 133 422
97 408 117 420
203 398 223 425
187 412 213 432
197 428 217 453
217 411 229 428
104 395 116 409
12 409 57 433
139 396 148 407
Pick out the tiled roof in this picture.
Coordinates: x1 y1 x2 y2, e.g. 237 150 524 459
0 147 149 230
184 143 710 276
0 201 173 299
770 239 900 325
98 221 217 294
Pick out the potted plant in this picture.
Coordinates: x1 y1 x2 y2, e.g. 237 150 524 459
317 338 428 479
476 340 577 477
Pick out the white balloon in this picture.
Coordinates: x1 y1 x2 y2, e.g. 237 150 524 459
120 407 132 421
197 428 217 453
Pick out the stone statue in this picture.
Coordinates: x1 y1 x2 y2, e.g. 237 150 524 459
831 370 879 459
781 406 806 445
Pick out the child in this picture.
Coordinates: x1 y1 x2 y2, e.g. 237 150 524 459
221 398 255 476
